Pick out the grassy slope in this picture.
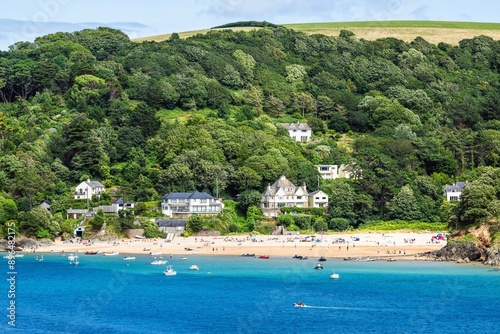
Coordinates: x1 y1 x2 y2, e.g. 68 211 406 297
132 20 500 45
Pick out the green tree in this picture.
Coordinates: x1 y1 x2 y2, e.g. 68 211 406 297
388 185 420 221
237 190 262 214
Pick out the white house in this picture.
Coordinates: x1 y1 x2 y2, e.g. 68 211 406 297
308 190 329 208
74 179 105 200
444 182 466 201
161 191 224 218
316 164 352 179
261 175 309 217
281 123 312 142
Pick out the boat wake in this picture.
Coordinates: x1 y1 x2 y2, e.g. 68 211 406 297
296 305 368 311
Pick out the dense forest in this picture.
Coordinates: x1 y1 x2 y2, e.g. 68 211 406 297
1 25 500 240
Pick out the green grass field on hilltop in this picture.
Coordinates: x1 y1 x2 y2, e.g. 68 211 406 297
133 20 500 45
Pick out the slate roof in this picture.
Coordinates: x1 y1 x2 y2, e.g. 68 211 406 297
84 180 105 189
281 122 312 131
156 219 187 227
263 175 307 196
309 190 325 196
444 182 466 193
161 191 215 200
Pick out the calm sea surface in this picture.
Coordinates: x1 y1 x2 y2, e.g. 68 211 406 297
2 254 499 334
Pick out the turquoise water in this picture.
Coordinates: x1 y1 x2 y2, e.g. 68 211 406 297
2 254 499 334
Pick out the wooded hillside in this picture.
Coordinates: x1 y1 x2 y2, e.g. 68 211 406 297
1 24 500 239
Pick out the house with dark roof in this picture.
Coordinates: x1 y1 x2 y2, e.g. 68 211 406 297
444 182 466 201
308 190 329 208
261 175 329 217
261 175 309 217
74 179 105 200
281 122 312 142
155 219 186 235
161 191 224 218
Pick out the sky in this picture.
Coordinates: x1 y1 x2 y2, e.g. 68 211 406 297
1 0 500 50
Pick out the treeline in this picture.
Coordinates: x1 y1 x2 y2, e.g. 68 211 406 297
1 25 500 238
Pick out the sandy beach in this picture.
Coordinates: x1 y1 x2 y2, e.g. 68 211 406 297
30 232 446 260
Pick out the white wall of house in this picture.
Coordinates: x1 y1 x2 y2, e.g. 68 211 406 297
74 179 105 200
161 195 223 217
316 164 352 179
308 190 329 208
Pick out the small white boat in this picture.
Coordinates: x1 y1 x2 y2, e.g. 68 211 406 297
330 271 340 279
151 252 162 255
314 263 323 270
180 257 187 261
151 259 167 265
189 265 199 271
164 265 177 276
294 303 307 308
123 256 136 260
104 252 119 256
67 254 76 261
3 254 24 259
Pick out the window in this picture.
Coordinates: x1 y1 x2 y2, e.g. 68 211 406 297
301 136 308 141
320 166 329 171
297 196 302 200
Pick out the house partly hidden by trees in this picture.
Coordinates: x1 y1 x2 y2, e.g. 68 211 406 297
261 175 329 217
281 122 312 142
161 191 224 218
315 164 353 179
444 182 466 201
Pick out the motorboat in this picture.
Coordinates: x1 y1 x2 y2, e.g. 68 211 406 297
318 256 327 262
343 257 353 261
67 254 76 261
356 257 376 262
294 302 307 308
259 255 270 259
85 251 98 255
104 252 119 256
180 257 187 260
151 256 167 265
189 265 199 270
330 271 340 279
315 263 323 270
164 265 177 276
387 258 397 262
123 256 136 260
241 253 255 257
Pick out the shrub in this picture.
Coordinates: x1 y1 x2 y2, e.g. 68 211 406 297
329 218 350 231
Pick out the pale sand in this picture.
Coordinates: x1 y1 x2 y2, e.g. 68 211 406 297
31 232 445 260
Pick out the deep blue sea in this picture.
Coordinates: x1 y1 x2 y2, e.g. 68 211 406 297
1 254 499 334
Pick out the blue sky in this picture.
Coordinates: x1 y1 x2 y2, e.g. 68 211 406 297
1 0 499 50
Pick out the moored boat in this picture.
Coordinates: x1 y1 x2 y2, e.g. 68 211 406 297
164 265 177 276
189 265 199 270
123 256 136 260
330 271 340 279
315 263 323 270
104 252 119 256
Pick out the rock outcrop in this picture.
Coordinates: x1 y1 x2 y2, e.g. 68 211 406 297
436 239 482 262
484 245 500 266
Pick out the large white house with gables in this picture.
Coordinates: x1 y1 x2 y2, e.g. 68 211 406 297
74 179 105 200
261 175 329 217
161 191 224 218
